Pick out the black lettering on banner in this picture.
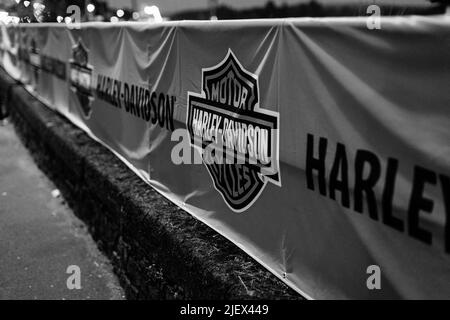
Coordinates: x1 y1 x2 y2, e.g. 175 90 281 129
329 142 350 208
305 133 450 254
158 93 165 127
440 174 450 253
382 158 404 232
306 133 327 196
124 83 130 112
96 74 103 98
167 95 175 131
408 166 436 245
136 86 141 116
23 52 66 81
116 80 122 108
95 75 176 132
129 85 136 115
112 79 118 107
54 60 66 80
105 77 111 99
140 88 146 119
354 149 380 221
135 86 142 118
134 85 139 115
144 89 151 121
151 91 157 124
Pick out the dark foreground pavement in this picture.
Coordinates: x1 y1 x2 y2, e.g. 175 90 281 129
0 120 125 300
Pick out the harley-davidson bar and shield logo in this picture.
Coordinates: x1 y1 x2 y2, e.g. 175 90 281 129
187 50 281 212
69 39 94 119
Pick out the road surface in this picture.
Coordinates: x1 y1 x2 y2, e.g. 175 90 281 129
0 119 125 300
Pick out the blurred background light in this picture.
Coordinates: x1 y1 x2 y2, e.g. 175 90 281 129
0 11 20 24
143 5 162 22
87 4 96 13
3 0 448 24
0 11 9 21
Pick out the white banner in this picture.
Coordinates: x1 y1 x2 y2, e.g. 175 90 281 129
1 16 450 299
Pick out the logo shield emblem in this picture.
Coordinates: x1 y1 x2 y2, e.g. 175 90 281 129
187 50 281 212
69 39 94 119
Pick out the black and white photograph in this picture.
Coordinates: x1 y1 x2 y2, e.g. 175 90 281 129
0 0 449 309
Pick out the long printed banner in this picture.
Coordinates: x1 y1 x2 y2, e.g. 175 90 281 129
1 17 449 299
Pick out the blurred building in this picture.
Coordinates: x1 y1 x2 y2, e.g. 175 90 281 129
171 0 446 20
8 0 112 22
3 0 449 23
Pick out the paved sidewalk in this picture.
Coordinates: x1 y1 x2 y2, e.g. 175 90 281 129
0 120 125 300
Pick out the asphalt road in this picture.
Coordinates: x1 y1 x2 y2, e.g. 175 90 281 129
0 119 125 300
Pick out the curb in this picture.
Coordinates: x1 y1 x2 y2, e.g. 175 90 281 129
1 69 301 300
